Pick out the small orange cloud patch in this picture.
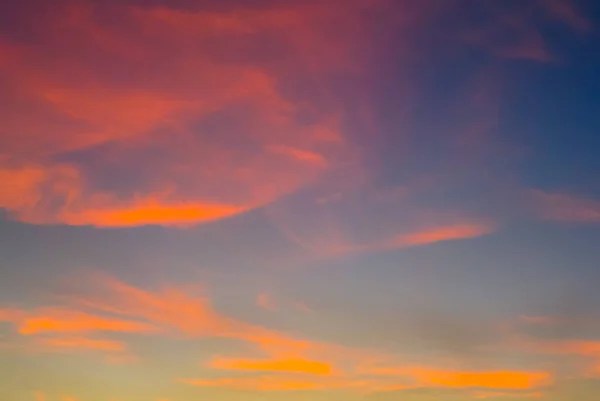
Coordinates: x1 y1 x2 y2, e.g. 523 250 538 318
359 365 551 391
208 357 335 375
396 223 495 247
35 336 126 352
14 309 157 335
414 369 550 390
61 200 245 227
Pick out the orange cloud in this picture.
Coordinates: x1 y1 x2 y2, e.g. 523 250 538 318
35 336 126 352
179 375 412 393
5 273 561 396
471 390 543 399
0 308 26 322
520 339 600 357
179 376 326 392
268 183 497 257
529 190 600 223
67 274 321 358
71 275 273 340
359 366 550 390
60 199 246 227
414 369 550 390
390 222 495 248
1 304 152 360
208 357 335 375
33 391 46 401
13 308 157 335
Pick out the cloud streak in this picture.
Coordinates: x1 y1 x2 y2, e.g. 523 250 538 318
529 190 600 223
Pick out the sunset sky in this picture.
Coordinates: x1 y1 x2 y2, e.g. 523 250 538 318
1 0 600 400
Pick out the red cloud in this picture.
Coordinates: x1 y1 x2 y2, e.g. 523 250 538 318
0 0 368 227
1 0 585 230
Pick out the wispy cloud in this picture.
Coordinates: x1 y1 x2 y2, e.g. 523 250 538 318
178 375 414 393
208 357 335 375
181 366 550 393
358 365 551 390
529 190 600 223
537 0 590 32
13 308 157 335
388 222 496 248
256 293 276 311
471 390 543 399
269 185 497 257
35 336 126 353
2 273 565 397
33 392 46 401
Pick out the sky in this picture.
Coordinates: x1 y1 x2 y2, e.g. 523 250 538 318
1 0 600 400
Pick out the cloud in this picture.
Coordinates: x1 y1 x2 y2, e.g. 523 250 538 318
4 273 562 396
178 375 413 393
470 390 543 399
3 273 323 363
1 305 148 361
67 274 316 356
519 315 559 325
12 308 157 335
529 190 600 223
537 0 590 32
0 0 367 227
1 0 587 231
508 324 600 378
33 391 46 401
35 336 126 352
414 369 550 390
389 222 496 248
268 184 496 257
256 292 276 311
208 357 335 375
180 366 550 393
0 307 156 336
358 366 551 390
179 376 329 392
293 302 314 314
519 338 600 358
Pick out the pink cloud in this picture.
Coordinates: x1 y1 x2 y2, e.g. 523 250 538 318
529 190 600 223
256 293 276 311
0 0 370 227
